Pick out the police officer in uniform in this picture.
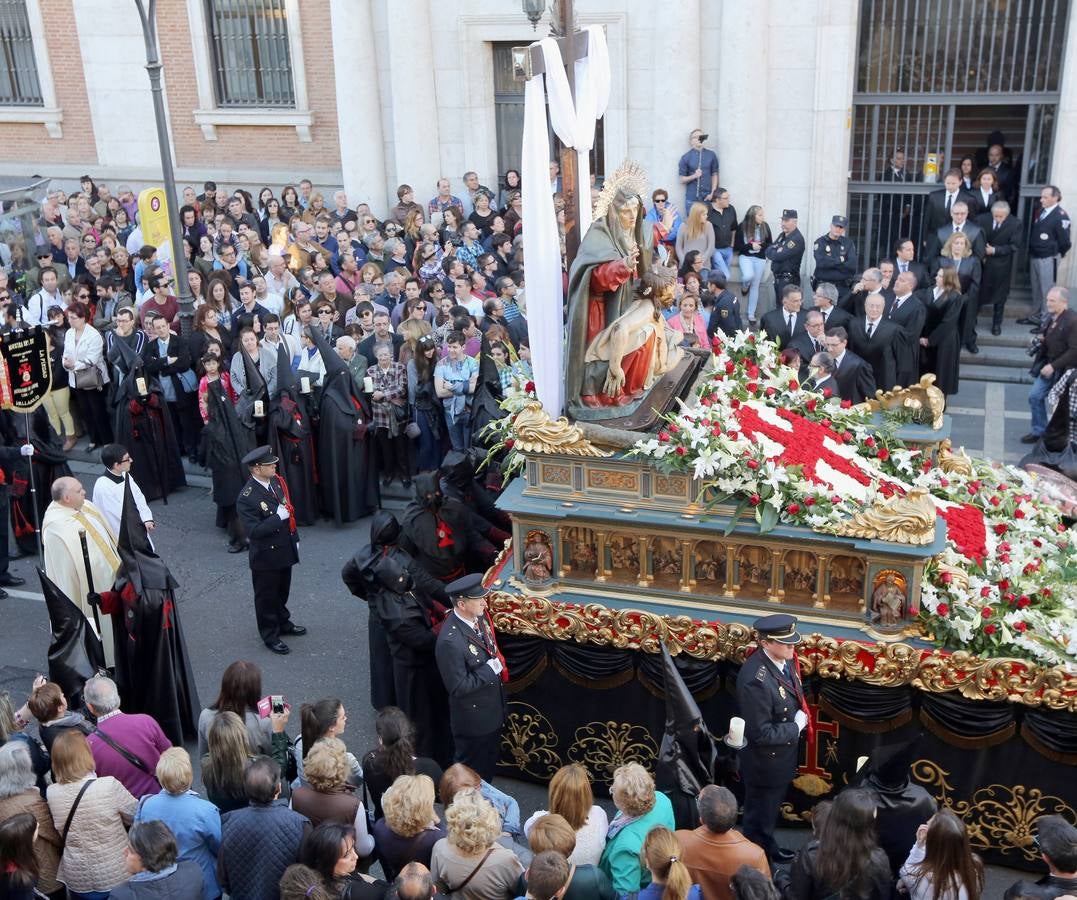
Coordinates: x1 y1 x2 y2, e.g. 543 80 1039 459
766 209 805 296
434 573 507 780
704 271 743 342
812 215 859 305
735 613 808 864
236 445 305 654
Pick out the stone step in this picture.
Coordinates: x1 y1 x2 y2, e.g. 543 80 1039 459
959 363 1032 385
960 348 1033 369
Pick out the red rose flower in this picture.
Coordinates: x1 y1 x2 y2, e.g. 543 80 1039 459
1015 508 1026 519
877 448 890 461
1042 588 1053 598
668 423 679 434
746 459 760 470
725 361 736 374
711 426 723 437
804 497 816 507
658 431 670 443
994 523 1007 535
1017 595 1031 608
980 586 991 598
939 478 949 487
981 607 993 619
822 388 833 398
936 603 949 616
748 334 756 345
831 495 842 504
864 437 876 448
747 382 759 393
787 503 801 515
984 624 997 636
940 571 953 585
675 446 687 456
989 496 1001 507
842 431 854 443
504 438 515 450
730 399 741 409
806 399 817 412
524 381 536 394
997 578 1010 591
789 379 800 391
749 493 761 506
1014 621 1028 632
840 399 852 409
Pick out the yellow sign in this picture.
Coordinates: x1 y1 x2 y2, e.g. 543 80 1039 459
137 187 175 278
922 153 939 184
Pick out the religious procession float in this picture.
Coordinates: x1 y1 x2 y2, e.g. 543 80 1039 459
484 162 1077 869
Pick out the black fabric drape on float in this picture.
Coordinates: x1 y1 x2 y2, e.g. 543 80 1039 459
495 634 1077 872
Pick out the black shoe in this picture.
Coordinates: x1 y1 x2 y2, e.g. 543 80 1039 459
0 588 8 600
991 325 1002 335
280 623 307 636
401 478 412 489
1017 317 1038 326
966 344 979 354
265 640 290 654
227 541 247 554
0 574 25 587
771 847 796 863
1020 433 1041 444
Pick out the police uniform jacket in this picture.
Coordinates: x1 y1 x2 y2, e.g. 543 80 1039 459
736 650 803 782
812 235 858 285
435 612 506 736
237 475 299 570
706 290 743 340
1029 206 1072 259
766 228 805 277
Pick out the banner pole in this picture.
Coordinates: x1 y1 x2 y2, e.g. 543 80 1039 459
23 411 43 560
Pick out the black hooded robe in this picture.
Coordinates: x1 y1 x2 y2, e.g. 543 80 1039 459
109 335 186 502
399 472 495 581
199 378 253 538
4 409 71 554
269 342 318 526
439 449 511 544
309 325 379 524
98 478 200 745
38 567 105 711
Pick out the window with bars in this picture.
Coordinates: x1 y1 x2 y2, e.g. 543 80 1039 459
205 0 294 108
0 0 42 106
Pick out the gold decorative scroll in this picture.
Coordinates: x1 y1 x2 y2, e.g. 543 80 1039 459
937 439 974 476
825 487 936 545
512 401 612 457
487 592 1077 711
855 373 947 430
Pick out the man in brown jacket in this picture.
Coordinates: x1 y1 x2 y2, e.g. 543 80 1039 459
675 785 771 900
1023 286 1077 443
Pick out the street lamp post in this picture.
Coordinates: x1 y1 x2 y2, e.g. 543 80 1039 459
133 0 194 337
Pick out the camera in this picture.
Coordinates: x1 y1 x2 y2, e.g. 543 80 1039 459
698 133 709 142
271 694 285 715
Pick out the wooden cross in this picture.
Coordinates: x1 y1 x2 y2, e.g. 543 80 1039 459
513 0 590 267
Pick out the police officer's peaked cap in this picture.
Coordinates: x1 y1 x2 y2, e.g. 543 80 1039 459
446 572 488 604
831 215 849 228
753 613 802 644
242 445 278 467
782 209 798 220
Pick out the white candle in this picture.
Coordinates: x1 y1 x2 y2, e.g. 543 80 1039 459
727 716 745 746
856 755 870 772
300 376 311 394
135 376 147 395
254 400 264 418
363 376 374 393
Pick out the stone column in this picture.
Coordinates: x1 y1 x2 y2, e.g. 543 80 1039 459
806 1 860 254
717 2 769 206
330 0 387 215
1052 4 1077 290
385 0 442 213
653 0 701 199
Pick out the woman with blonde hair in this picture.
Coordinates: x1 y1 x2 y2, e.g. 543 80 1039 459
200 711 258 814
291 738 374 857
279 863 333 900
359 262 383 287
638 826 701 900
675 203 716 275
372 773 445 878
46 729 137 898
523 764 608 865
521 814 616 899
430 788 523 899
936 231 982 354
397 317 432 369
135 747 222 900
599 763 676 895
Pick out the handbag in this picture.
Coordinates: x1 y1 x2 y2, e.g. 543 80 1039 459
434 847 495 895
74 365 103 390
392 402 410 426
60 778 95 852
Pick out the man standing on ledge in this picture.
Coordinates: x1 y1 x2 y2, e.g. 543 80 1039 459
678 129 719 212
435 573 507 781
736 613 809 864
236 445 306 655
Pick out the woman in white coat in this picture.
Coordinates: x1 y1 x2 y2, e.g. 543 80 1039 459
62 300 112 450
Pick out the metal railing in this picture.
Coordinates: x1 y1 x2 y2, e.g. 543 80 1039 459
0 0 41 106
205 0 294 108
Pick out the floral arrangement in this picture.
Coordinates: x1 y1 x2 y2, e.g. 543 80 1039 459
480 376 538 478
629 331 1077 668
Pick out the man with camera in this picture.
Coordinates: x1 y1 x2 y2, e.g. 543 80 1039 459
1022 286 1077 445
678 129 720 212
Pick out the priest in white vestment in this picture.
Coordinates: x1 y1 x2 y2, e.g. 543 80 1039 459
42 476 121 665
91 444 155 539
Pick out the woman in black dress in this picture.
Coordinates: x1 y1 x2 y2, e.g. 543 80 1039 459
919 267 963 396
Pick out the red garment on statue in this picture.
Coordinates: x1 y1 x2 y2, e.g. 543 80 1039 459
612 330 656 403
586 258 633 344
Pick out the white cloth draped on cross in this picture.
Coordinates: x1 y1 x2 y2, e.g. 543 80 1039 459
521 25 611 417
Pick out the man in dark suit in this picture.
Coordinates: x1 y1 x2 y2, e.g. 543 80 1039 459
1022 286 1077 444
825 326 876 404
705 271 743 342
142 313 201 461
811 282 851 330
843 268 895 317
849 294 901 390
759 285 806 349
789 311 827 381
928 201 985 261
236 446 306 654
980 201 1022 335
984 141 1018 209
434 573 507 781
735 614 808 864
358 309 404 367
923 170 974 250
808 351 838 398
1002 815 1077 900
887 272 927 388
893 239 930 290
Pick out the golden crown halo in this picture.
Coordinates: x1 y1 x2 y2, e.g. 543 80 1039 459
593 160 649 219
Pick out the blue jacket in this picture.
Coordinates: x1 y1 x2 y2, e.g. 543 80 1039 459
598 791 676 895
219 801 309 900
136 790 222 900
